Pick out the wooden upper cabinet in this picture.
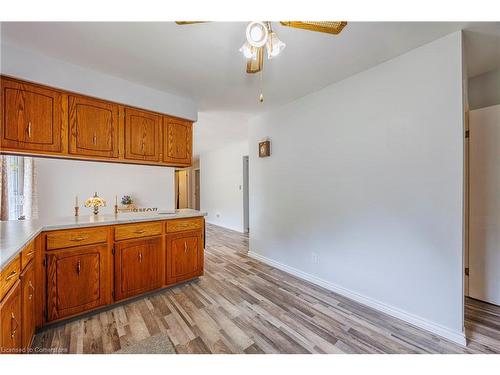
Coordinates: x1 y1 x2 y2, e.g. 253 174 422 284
163 117 192 166
114 236 165 301
69 95 119 158
1 78 62 153
46 244 111 322
124 107 162 162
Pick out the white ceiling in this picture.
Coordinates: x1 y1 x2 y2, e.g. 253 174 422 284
2 22 500 115
2 22 499 156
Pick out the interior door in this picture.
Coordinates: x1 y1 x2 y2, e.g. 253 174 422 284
1 78 62 153
69 95 119 158
166 230 203 284
46 244 110 321
469 104 500 306
124 107 161 162
114 236 164 300
163 117 192 165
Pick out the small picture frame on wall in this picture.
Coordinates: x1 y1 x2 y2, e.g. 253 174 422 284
259 140 271 158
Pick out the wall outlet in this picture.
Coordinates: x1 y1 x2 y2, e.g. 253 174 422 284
311 252 319 265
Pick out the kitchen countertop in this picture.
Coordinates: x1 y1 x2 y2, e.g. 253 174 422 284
0 209 207 272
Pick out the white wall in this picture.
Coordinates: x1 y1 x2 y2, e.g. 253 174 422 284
249 32 465 343
200 140 249 232
468 67 500 110
36 158 174 219
0 38 197 121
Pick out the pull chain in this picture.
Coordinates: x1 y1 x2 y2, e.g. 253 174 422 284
259 66 264 103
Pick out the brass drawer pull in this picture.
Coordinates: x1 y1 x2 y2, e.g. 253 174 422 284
71 236 88 242
25 250 35 257
76 260 81 275
134 230 146 234
138 252 143 263
5 270 17 281
184 242 188 253
11 312 19 338
28 281 35 300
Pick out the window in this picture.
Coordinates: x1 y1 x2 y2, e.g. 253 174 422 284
1 155 37 220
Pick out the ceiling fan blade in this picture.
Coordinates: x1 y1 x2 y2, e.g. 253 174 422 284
175 21 209 25
246 47 263 74
280 21 347 35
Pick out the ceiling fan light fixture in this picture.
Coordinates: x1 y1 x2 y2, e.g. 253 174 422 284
266 31 286 59
246 21 268 47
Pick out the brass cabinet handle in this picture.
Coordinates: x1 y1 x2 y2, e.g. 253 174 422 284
138 252 143 263
11 312 19 338
76 260 81 275
134 229 145 234
184 242 188 253
70 236 87 242
92 133 97 145
27 121 32 138
25 250 35 257
5 270 17 281
28 281 35 300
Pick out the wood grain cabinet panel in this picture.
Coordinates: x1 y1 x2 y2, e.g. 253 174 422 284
163 117 192 166
124 107 162 162
46 227 108 250
20 261 35 351
166 230 203 285
46 244 111 322
114 236 165 301
114 222 163 241
1 78 62 153
0 280 22 353
0 256 20 302
69 95 119 158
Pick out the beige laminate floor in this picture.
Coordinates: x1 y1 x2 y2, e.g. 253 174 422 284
32 224 500 354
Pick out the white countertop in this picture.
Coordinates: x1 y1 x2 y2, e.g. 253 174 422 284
0 209 207 271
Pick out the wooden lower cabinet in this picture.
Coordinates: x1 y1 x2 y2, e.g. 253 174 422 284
20 261 35 351
114 236 165 301
166 230 203 285
0 280 22 353
46 244 111 322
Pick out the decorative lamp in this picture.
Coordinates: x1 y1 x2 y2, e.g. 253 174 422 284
85 192 106 215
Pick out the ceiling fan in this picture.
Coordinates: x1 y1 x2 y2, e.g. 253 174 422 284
176 21 347 101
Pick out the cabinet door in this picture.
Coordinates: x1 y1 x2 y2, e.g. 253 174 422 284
124 107 161 162
0 280 22 353
114 236 165 300
46 244 110 322
166 230 203 285
20 261 35 351
1 78 62 153
69 95 119 158
163 117 192 165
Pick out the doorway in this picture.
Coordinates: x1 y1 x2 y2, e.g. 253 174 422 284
467 104 500 306
194 169 200 210
175 169 189 209
243 155 249 233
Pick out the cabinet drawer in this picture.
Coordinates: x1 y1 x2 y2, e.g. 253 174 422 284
0 255 20 301
166 218 203 233
115 222 163 241
46 227 108 250
21 241 35 270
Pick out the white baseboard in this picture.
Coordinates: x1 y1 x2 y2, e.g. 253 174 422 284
248 251 466 347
